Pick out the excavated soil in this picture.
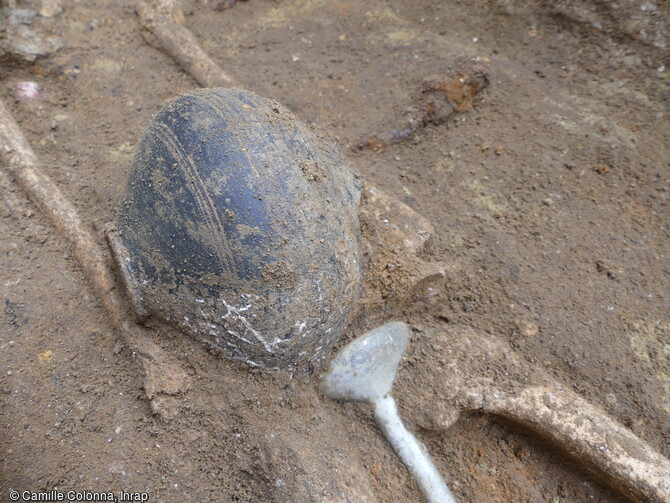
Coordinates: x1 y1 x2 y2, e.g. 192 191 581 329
1 1 668 502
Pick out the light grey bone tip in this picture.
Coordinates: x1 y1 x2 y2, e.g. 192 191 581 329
320 321 409 402
321 321 458 503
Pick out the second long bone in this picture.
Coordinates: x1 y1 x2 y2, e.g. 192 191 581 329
405 326 670 503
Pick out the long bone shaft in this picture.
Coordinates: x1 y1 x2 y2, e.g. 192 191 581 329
135 0 235 88
486 385 670 503
0 99 113 314
0 98 191 405
411 327 670 503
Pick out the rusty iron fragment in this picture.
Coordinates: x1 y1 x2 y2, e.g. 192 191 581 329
357 57 491 151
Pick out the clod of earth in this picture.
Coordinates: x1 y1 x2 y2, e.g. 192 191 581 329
0 4 64 62
321 322 458 503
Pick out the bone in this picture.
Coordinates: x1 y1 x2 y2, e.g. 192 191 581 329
359 182 447 307
408 326 670 503
321 322 458 503
135 0 236 87
0 98 191 416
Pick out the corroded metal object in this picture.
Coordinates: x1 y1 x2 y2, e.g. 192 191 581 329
106 88 362 369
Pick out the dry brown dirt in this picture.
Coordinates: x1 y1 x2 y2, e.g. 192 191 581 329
1 1 668 502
